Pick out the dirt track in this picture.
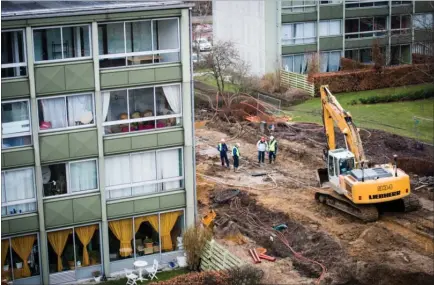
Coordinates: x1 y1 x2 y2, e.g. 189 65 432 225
195 121 434 285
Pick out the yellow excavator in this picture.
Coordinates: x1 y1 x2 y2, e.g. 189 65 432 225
315 85 420 222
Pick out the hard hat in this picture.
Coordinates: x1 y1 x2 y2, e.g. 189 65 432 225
236 143 240 147
221 138 225 142
270 136 274 140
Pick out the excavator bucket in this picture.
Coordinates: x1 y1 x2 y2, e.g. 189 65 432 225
201 209 216 227
316 168 329 187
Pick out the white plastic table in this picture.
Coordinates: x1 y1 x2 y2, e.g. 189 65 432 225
133 260 148 282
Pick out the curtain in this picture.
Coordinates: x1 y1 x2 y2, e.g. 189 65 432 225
281 24 293 45
134 215 159 234
303 23 315 44
48 229 72 272
131 152 157 196
70 160 97 192
41 98 67 129
293 54 303 73
282 56 293 72
126 21 152 52
105 155 131 199
108 219 133 257
294 23 304 44
158 149 181 191
11 235 36 278
67 94 93 126
1 239 9 269
329 51 341 72
319 21 328 37
160 211 182 251
101 91 111 122
4 168 35 203
329 20 341 36
162 85 181 114
106 23 125 54
75 225 97 266
320 52 329 72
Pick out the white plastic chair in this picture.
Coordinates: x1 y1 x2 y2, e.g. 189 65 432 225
124 268 138 285
145 259 159 280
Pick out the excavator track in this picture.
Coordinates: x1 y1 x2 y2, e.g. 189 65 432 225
401 193 422 212
315 189 379 222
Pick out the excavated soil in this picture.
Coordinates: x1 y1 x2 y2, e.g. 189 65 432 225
195 121 434 285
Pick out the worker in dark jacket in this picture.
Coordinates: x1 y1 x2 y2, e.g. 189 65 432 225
217 138 229 168
268 136 278 163
232 143 240 172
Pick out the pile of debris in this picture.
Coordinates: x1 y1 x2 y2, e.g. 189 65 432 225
413 176 434 200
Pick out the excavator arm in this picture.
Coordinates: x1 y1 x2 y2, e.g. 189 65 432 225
320 85 366 164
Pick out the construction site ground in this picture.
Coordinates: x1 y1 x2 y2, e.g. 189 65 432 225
195 120 434 285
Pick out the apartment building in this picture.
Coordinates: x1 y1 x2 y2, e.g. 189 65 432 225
213 0 434 76
1 1 195 284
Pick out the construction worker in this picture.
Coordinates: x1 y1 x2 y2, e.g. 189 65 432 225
256 136 268 164
268 136 278 163
217 138 229 168
232 143 240 172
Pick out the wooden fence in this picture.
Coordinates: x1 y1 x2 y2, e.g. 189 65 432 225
280 70 315 96
200 239 244 271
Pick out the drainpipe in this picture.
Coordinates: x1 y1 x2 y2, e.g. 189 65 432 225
388 0 392 65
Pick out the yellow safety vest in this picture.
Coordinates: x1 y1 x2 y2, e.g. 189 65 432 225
233 146 240 156
268 140 277 152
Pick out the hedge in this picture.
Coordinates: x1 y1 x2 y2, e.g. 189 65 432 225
148 271 228 285
358 86 434 104
412 53 434 64
340 57 372 71
312 63 433 95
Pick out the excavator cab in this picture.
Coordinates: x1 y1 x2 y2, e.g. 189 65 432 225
317 148 355 188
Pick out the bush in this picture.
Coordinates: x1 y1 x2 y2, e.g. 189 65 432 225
260 72 281 93
149 271 228 285
226 265 264 285
358 86 434 104
183 225 212 271
340 57 371 71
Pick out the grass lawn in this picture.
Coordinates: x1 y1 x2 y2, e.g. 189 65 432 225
194 73 239 93
102 268 189 285
286 84 434 143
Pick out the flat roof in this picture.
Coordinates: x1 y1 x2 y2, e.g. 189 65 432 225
1 1 192 20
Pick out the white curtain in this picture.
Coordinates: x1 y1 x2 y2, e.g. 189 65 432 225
41 98 67 129
295 23 304 44
329 20 341 35
329 51 341 71
131 152 157 195
319 21 329 37
281 24 293 45
106 23 125 54
162 85 181 114
67 94 93 126
126 21 152 52
282 56 293 72
158 149 182 191
3 168 36 215
293 54 304 73
105 155 131 199
303 23 316 44
70 160 97 192
102 91 111 122
320 52 329 72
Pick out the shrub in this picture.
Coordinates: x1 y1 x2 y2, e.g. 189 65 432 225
226 265 264 285
182 225 212 271
148 271 228 285
260 72 281 93
358 87 434 104
340 57 371 71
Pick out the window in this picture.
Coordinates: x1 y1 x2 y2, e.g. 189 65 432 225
2 234 40 282
320 51 341 72
33 25 91 62
345 48 384 63
1 100 32 149
345 16 387 38
328 156 335 176
42 159 98 197
47 224 101 274
282 1 316 12
105 148 184 200
108 210 184 262
390 45 411 65
282 53 314 74
281 22 316 45
102 84 181 135
391 15 411 35
345 1 388 8
37 93 94 132
1 30 27 78
392 1 411 5
1 167 37 217
319 20 342 37
413 13 434 30
98 18 180 68
320 0 342 4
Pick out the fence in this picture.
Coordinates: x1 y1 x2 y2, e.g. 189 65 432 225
257 93 281 115
200 239 245 271
280 70 315 96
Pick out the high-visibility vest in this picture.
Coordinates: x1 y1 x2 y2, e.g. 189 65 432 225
269 140 277 152
218 143 223 152
233 146 240 157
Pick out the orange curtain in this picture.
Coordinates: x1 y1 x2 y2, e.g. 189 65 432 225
134 217 147 234
160 211 182 251
75 225 97 266
134 215 159 234
48 230 72 272
109 219 133 257
1 239 9 269
11 235 36 278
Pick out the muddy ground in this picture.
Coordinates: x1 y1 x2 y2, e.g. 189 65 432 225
195 120 434 285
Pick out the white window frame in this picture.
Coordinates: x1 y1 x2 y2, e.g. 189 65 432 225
345 1 388 9
32 24 92 64
344 48 374 63
320 50 343 72
1 29 27 78
391 1 412 6
1 167 37 217
105 147 184 200
413 13 434 30
1 98 32 149
282 53 313 74
319 20 342 37
42 158 99 199
37 92 96 133
282 1 317 12
102 83 182 135
98 17 181 68
345 16 388 39
281 22 317 46
320 0 342 5
391 14 411 35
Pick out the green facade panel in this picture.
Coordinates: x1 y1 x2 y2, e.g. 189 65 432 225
390 34 412 45
1 220 10 235
104 137 131 154
414 30 431 42
72 195 102 223
391 5 413 15
107 201 134 218
345 7 389 18
133 197 160 213
345 37 387 49
39 129 98 163
131 133 158 150
2 147 35 169
44 199 74 228
415 1 434 13
282 43 317 55
159 192 186 209
35 61 94 95
319 36 344 51
7 215 39 234
157 130 184 146
319 5 343 20
282 11 317 23
1 79 30 99
100 64 182 89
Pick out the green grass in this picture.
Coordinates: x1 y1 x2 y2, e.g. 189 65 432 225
102 268 188 285
286 84 434 143
194 73 239 93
